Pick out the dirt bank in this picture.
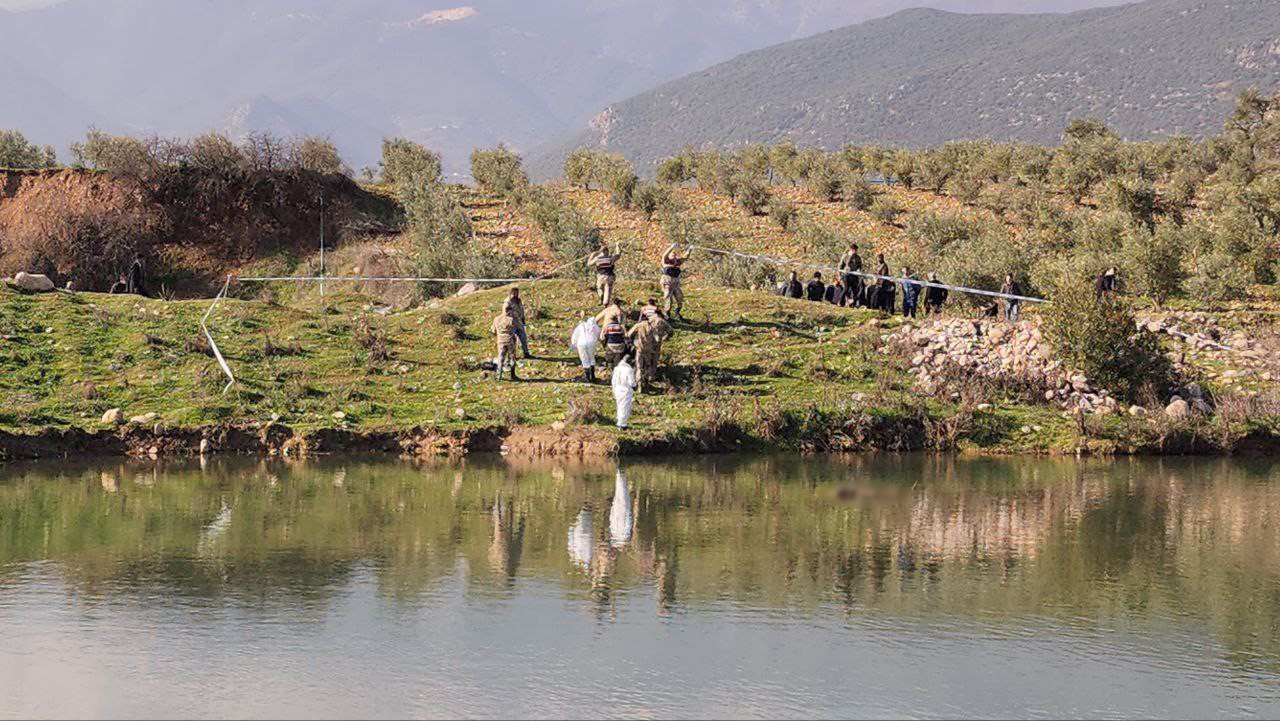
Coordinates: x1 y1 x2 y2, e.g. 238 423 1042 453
0 168 396 295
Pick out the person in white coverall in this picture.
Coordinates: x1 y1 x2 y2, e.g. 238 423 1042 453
569 314 600 384
612 357 637 429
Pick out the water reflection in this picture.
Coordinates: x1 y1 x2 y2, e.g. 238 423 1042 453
1 455 1280 717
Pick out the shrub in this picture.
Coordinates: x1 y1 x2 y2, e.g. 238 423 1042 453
868 196 904 225
1123 221 1188 306
1042 283 1172 402
735 173 771 215
843 175 877 210
0 130 57 169
806 159 842 202
633 182 670 220
769 198 799 231
470 145 528 196
605 169 638 209
293 137 349 177
380 138 442 188
564 149 594 188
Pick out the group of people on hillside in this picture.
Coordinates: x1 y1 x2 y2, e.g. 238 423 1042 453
488 238 1067 430
491 242 685 428
776 242 950 318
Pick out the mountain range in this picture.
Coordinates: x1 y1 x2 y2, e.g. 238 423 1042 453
0 0 1128 174
529 0 1280 177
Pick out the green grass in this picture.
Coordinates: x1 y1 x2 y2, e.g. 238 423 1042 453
0 280 1255 455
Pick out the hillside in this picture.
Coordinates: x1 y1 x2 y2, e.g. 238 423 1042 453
530 0 1280 176
0 0 1128 173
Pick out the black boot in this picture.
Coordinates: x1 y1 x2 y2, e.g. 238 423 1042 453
588 366 597 384
510 366 519 381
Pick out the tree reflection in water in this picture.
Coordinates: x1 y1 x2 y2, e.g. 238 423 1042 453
1 454 1280 672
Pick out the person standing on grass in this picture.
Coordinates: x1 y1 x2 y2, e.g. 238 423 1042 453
924 272 949 316
570 313 600 384
589 242 623 306
612 357 637 429
596 298 628 367
627 314 660 394
839 243 864 307
1001 273 1023 322
491 306 520 382
660 243 692 319
503 287 531 359
900 267 921 318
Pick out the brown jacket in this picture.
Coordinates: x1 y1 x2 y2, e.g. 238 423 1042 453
492 314 517 350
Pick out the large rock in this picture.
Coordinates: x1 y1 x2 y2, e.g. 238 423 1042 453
456 282 479 297
129 412 158 425
101 408 125 426
12 272 55 292
1165 399 1191 421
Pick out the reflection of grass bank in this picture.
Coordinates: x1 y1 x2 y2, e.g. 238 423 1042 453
0 281 1275 459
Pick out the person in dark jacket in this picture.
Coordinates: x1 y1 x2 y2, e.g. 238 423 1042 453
874 253 894 312
923 272 948 316
899 267 921 318
838 243 864 307
777 270 804 299
125 258 148 297
824 278 846 306
806 272 826 302
1095 266 1119 300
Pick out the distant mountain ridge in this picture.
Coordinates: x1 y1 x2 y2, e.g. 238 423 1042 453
0 0 1128 174
529 0 1280 177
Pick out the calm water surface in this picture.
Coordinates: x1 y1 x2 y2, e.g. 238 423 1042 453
1 454 1279 719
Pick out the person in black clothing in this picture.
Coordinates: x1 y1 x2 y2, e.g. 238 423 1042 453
125 257 148 297
777 270 804 299
1095 266 1119 300
806 272 826 302
923 272 948 316
824 278 846 306
108 275 128 294
838 243 864 307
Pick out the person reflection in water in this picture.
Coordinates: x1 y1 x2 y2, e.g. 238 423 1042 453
609 468 633 549
567 505 595 570
488 494 525 582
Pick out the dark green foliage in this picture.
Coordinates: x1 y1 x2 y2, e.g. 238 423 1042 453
633 182 671 220
1043 284 1172 403
735 173 771 215
470 145 528 196
380 138 442 188
769 198 798 231
0 130 57 169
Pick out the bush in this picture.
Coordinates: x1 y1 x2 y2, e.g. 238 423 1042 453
1123 221 1188 306
293 137 349 177
470 145 528 196
1042 283 1172 402
564 149 594 188
868 196 904 225
843 175 877 210
380 138 442 188
769 198 798 231
0 130 57 169
735 173 771 215
605 169 638 209
806 159 842 202
633 182 670 220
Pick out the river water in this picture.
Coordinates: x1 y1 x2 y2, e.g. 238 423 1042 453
1 454 1279 719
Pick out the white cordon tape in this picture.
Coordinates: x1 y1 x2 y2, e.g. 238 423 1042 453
201 275 236 394
201 253 595 393
691 244 1050 305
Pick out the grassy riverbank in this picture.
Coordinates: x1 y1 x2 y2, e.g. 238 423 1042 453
2 279 1276 460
